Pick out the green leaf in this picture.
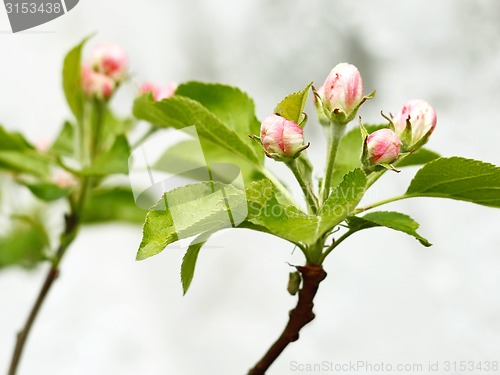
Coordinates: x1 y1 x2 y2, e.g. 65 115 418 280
82 187 146 224
175 82 261 142
50 121 75 156
24 182 72 201
137 182 247 260
133 89 262 165
274 83 312 124
137 204 177 260
0 216 48 269
0 125 33 151
347 211 431 247
181 232 212 295
63 36 91 121
98 110 134 154
396 148 440 168
0 150 51 177
154 139 265 186
0 125 51 177
405 157 500 207
319 169 367 236
245 170 366 246
81 135 130 176
245 179 318 245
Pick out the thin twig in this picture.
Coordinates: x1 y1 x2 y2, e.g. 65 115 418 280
8 212 79 375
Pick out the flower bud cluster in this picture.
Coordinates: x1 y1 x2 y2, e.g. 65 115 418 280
82 43 128 100
255 63 436 171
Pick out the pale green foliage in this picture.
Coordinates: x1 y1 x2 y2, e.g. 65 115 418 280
347 211 431 247
181 232 212 294
0 37 139 270
136 182 247 260
405 157 500 207
133 82 499 293
134 84 263 165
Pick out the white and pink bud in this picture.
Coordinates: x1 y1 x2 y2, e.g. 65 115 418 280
52 170 77 189
90 43 128 82
34 139 50 153
140 82 178 101
322 63 365 123
259 114 307 160
82 65 116 100
364 128 401 165
391 99 437 150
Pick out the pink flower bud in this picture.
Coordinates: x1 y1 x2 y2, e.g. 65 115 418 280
52 170 77 189
34 139 50 153
323 63 364 120
140 82 178 101
392 99 437 149
90 43 128 82
366 129 401 165
82 65 116 100
155 83 178 101
260 114 305 159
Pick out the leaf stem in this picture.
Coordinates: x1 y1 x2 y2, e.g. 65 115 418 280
355 194 407 214
286 159 318 215
248 264 327 374
366 169 385 189
90 100 106 158
319 230 353 263
320 123 345 204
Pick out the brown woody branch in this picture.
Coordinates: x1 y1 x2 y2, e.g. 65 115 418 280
248 264 327 374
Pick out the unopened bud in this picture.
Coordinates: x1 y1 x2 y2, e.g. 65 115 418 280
364 128 401 165
90 43 128 82
52 170 77 189
322 63 365 124
82 65 116 100
140 82 178 101
34 139 50 153
259 114 308 160
391 99 437 150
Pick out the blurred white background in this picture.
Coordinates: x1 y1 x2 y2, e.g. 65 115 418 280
1 0 500 374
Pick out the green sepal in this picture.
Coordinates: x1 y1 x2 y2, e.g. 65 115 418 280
328 90 376 125
274 82 312 125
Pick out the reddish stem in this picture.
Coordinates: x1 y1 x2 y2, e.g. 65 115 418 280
248 264 327 374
